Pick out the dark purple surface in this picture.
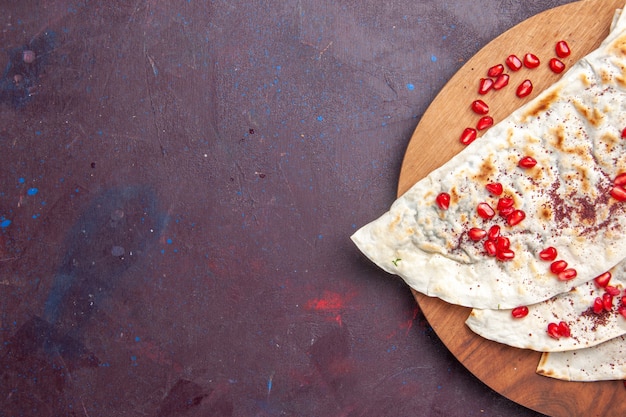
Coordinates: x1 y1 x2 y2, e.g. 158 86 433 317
0 1 577 416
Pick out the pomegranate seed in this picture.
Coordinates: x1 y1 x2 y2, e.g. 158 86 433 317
550 260 568 274
603 292 614 311
621 128 626 139
594 271 612 288
484 240 497 256
516 79 533 98
518 156 537 168
557 268 577 281
557 321 571 338
499 206 514 218
471 99 490 115
614 173 626 186
618 305 626 319
468 227 487 241
487 64 504 77
485 182 503 195
487 225 500 241
511 306 529 318
549 58 565 73
539 247 558 261
460 127 477 145
523 53 540 68
478 78 494 95
493 73 510 90
497 197 514 211
621 295 626 305
496 248 515 261
436 192 451 210
547 322 561 339
606 286 621 296
505 54 522 71
477 202 495 219
506 209 526 226
610 185 626 201
555 40 571 58
593 297 604 314
476 116 493 131
495 236 510 251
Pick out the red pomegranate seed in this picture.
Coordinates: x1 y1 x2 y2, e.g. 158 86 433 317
614 173 626 186
594 271 612 288
436 192 451 210
518 156 537 168
487 225 500 241
539 247 558 261
618 305 626 319
557 268 577 281
621 128 626 139
478 78 494 95
511 306 529 318
549 58 565 73
550 260 568 274
523 53 540 68
499 206 514 218
471 99 490 115
487 64 504 77
495 236 510 251
593 297 604 314
610 185 626 201
603 292 614 311
497 197 514 211
606 286 621 296
547 322 561 339
484 240 497 256
555 40 570 58
485 182 503 195
505 54 522 71
476 116 493 131
506 209 526 226
493 73 510 90
516 79 533 98
460 127 477 145
557 321 571 338
496 248 515 261
477 202 495 219
468 227 487 241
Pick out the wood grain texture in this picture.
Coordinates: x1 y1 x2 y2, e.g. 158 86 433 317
398 1 626 416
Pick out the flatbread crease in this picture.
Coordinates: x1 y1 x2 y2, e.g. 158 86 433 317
352 5 626 309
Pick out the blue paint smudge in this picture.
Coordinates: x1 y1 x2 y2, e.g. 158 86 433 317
431 55 437 62
406 83 415 91
27 187 38 196
0 219 11 228
316 115 323 121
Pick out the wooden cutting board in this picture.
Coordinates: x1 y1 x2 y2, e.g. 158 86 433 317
398 0 626 416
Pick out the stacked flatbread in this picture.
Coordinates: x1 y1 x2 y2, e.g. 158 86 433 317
352 4 626 382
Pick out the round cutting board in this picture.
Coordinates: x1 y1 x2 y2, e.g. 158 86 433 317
398 1 626 416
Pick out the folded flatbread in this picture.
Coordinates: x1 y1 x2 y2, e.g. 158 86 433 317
352 7 626 309
537 335 626 381
465 263 626 352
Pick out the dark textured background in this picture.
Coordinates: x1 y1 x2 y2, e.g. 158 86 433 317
0 1 577 416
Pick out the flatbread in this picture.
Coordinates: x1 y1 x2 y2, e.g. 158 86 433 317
465 263 626 352
352 6 626 309
537 335 626 381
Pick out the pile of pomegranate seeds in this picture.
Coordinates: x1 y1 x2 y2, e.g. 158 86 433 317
547 321 571 339
538 246 578 282
460 40 572 146
610 173 626 201
589 271 626 319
